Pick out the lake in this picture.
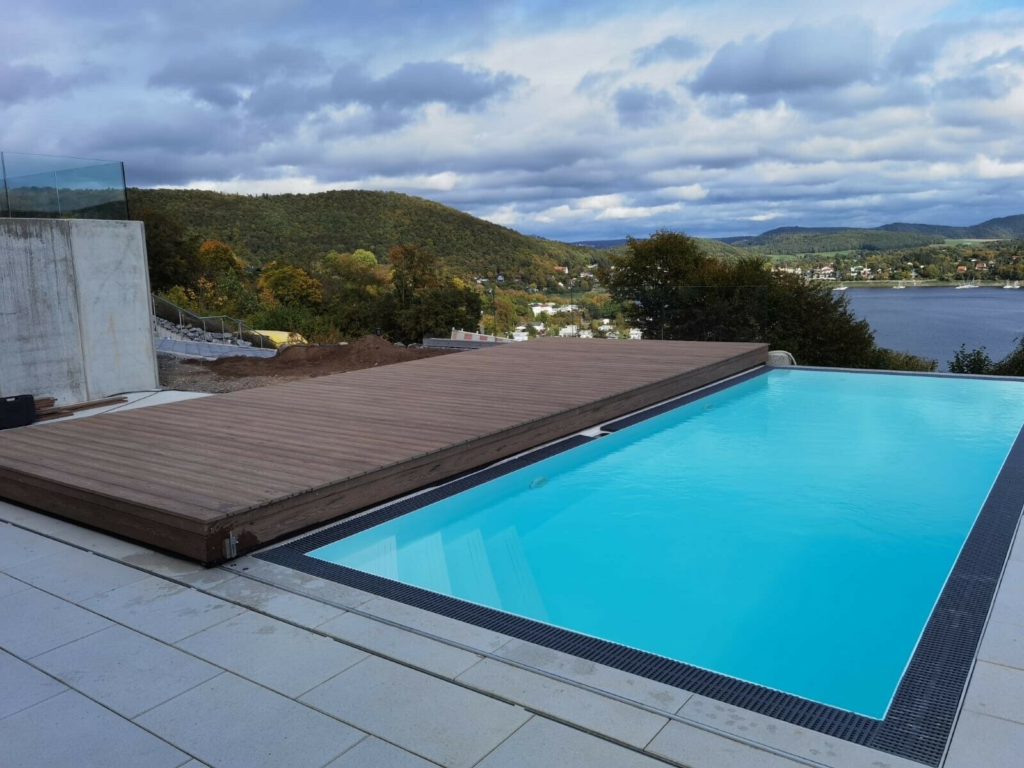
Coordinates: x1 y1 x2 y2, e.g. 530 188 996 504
844 287 1024 370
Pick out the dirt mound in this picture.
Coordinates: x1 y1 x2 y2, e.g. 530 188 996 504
185 335 453 379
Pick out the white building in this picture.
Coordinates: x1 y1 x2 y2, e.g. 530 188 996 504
511 330 529 342
558 325 578 337
578 329 593 339
530 302 556 317
598 323 613 332
628 328 643 340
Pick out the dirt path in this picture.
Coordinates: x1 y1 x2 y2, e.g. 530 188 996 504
159 335 455 393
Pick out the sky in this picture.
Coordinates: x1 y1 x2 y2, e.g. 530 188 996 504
3 0 1024 240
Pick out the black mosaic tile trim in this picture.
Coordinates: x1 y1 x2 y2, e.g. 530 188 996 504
601 366 769 432
258 374 1024 768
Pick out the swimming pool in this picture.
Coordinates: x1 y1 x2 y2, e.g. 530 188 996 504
264 367 1024 762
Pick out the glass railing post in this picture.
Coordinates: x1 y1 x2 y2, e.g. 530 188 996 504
1 152 9 217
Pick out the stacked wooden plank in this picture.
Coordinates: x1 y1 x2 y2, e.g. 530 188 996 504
32 395 128 422
0 339 768 563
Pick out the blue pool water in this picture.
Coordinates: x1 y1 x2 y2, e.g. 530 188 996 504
310 369 1024 717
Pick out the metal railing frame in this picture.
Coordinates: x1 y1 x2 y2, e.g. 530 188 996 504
151 294 274 349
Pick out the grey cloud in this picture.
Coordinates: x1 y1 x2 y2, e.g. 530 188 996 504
329 61 524 111
150 43 326 106
936 47 1024 101
575 69 624 94
614 85 677 128
887 23 960 76
0 62 96 104
634 35 702 66
691 22 879 96
245 60 524 126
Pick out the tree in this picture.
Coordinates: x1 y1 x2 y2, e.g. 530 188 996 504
387 245 482 343
258 262 323 307
321 251 394 337
493 297 517 335
599 230 929 370
197 240 244 281
133 206 200 291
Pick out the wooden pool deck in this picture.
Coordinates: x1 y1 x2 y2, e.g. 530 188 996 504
0 338 767 563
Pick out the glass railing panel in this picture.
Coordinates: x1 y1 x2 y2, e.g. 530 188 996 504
4 170 61 218
1 152 128 221
55 162 128 220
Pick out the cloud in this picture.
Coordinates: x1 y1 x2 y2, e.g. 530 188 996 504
0 61 94 104
659 184 709 201
886 23 960 76
150 44 326 106
331 61 524 111
242 60 524 128
613 85 677 128
633 35 702 66
691 22 880 97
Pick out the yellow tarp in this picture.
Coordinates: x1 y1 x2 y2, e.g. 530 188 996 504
254 330 308 346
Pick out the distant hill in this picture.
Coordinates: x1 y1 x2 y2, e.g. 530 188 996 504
718 215 1024 254
583 236 749 260
878 214 1024 239
128 188 593 282
726 229 944 254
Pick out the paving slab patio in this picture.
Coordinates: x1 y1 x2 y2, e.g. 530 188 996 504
33 625 221 718
206 573 346 628
136 672 364 768
317 610 486 680
0 587 111 658
477 716 668 768
0 649 67 719
962 660 1024 724
300 655 533 768
176 611 368 697
457 657 670 749
81 576 246 643
0 690 189 768
324 736 437 768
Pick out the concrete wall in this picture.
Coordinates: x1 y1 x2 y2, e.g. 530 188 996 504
0 219 158 404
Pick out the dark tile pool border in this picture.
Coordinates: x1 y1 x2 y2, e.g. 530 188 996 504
257 367 1024 767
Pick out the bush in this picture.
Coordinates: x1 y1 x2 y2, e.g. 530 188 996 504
248 305 337 343
949 345 994 375
951 337 1024 377
992 337 1024 376
870 348 937 372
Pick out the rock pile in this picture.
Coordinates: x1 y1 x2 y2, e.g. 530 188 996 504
153 316 257 347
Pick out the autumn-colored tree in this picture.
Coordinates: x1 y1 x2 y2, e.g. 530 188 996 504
258 262 323 307
197 240 244 281
493 297 517 335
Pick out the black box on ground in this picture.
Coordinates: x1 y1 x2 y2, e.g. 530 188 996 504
0 395 36 430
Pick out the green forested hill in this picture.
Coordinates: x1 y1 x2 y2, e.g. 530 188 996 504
128 188 592 282
726 229 944 254
878 214 1024 239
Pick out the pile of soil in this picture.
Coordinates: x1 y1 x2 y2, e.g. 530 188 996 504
163 336 455 392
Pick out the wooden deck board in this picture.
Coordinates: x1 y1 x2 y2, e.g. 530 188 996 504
0 338 767 562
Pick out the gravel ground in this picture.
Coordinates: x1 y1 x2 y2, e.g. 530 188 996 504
158 356 285 393
157 336 456 394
